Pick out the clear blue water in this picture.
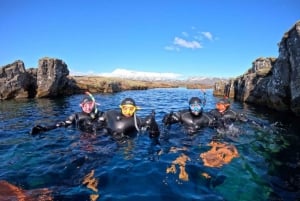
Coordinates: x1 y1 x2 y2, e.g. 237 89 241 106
0 88 299 201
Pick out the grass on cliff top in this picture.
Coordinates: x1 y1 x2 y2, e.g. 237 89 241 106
71 75 179 89
71 75 213 90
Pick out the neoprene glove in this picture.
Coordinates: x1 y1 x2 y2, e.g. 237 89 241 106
30 125 47 135
147 110 160 138
56 121 66 127
162 112 174 125
237 113 248 122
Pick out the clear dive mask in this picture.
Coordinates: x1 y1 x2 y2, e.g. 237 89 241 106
189 103 202 113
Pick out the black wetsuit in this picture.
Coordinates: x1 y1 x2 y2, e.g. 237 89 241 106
99 110 160 140
163 109 215 134
208 108 249 131
30 110 105 135
60 110 105 133
210 108 247 122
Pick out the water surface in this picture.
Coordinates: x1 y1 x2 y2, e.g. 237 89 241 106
0 88 299 201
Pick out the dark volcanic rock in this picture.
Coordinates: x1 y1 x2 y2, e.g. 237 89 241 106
0 60 36 100
214 21 300 116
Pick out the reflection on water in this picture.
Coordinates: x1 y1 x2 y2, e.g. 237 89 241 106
0 180 53 201
0 88 299 201
200 141 239 168
82 170 99 201
166 153 191 181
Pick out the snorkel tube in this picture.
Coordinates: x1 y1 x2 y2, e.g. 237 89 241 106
200 89 207 108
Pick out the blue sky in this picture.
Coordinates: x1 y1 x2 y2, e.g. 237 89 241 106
0 0 299 78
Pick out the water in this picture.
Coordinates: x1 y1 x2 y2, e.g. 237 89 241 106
0 88 299 201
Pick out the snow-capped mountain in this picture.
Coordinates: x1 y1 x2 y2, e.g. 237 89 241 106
99 68 227 84
99 68 183 81
72 68 227 85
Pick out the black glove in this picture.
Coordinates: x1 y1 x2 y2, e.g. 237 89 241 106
148 110 160 138
162 112 174 125
144 110 156 126
56 121 66 127
30 124 58 135
237 113 248 122
30 125 48 135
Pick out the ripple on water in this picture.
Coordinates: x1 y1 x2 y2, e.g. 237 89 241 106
0 89 299 201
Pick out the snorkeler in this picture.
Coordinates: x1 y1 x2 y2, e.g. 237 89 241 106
208 97 265 135
30 92 104 134
99 98 160 140
162 97 215 134
209 97 248 127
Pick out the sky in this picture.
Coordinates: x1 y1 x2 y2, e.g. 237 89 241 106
0 0 299 78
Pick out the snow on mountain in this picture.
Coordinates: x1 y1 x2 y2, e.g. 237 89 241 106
99 68 183 81
71 68 227 85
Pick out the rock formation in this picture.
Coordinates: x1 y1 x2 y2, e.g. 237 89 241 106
0 57 74 100
0 60 36 99
36 57 70 98
214 21 300 116
0 57 157 100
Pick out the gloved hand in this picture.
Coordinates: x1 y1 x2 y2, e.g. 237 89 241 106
56 121 66 127
144 110 156 126
162 112 174 125
30 125 47 135
146 110 160 138
237 113 248 122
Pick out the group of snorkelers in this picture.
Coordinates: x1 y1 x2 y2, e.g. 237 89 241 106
31 91 256 141
31 92 160 140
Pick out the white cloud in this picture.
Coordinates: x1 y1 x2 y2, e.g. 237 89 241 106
173 37 202 49
201 32 213 41
164 28 214 51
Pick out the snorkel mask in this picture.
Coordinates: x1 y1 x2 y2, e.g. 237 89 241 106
189 97 203 115
189 103 203 113
119 98 139 117
120 104 137 117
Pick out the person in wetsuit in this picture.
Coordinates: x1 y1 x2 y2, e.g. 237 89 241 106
209 98 247 125
99 98 160 140
162 97 214 134
208 97 255 135
30 92 104 134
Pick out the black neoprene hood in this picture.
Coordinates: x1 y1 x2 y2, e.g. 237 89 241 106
189 97 202 105
121 98 136 106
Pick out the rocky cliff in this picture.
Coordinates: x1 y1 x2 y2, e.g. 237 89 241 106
0 57 76 100
0 60 36 99
214 21 300 116
0 57 177 100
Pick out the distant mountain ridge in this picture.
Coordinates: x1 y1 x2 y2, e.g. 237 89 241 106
97 68 227 86
98 68 182 81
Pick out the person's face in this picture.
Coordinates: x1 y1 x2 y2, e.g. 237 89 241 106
216 102 229 113
120 104 136 117
81 101 94 114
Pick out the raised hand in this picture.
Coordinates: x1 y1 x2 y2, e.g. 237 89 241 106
30 125 48 135
145 110 160 138
162 111 174 125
